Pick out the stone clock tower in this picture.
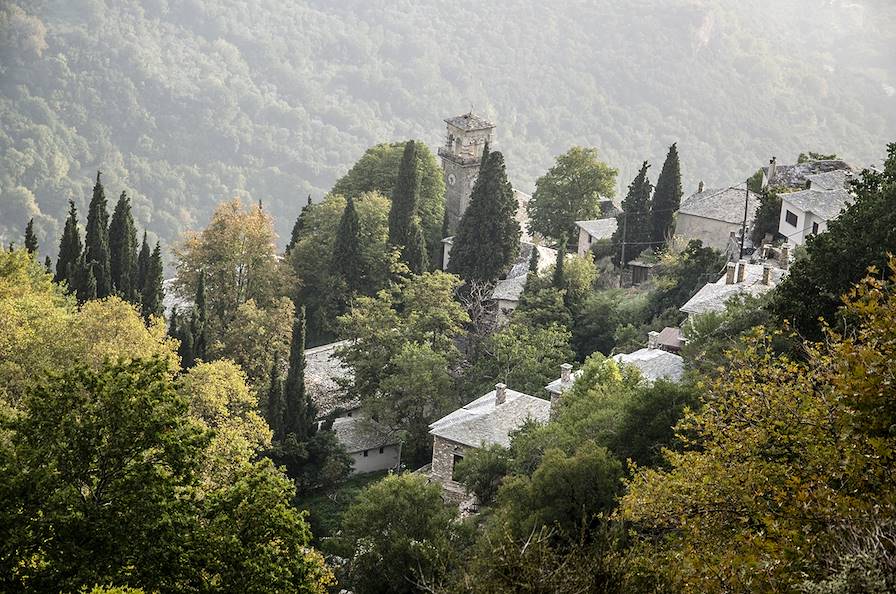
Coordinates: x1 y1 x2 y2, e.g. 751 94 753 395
438 112 495 235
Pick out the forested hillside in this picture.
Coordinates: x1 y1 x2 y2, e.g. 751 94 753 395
2 0 894 256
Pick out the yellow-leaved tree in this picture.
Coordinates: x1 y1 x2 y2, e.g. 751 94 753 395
621 258 896 592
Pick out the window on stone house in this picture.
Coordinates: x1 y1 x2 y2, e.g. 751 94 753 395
379 447 384 454
363 450 368 457
812 221 819 235
785 210 798 227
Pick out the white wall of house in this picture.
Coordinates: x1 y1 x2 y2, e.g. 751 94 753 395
347 443 400 475
778 200 826 246
675 213 743 251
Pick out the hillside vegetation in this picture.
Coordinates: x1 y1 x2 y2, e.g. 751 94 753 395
1 0 894 255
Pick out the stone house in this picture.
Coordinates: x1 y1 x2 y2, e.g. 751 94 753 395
491 241 557 324
574 218 617 257
332 416 400 475
762 156 857 191
680 259 786 320
776 170 854 246
428 383 550 491
674 184 759 251
611 341 684 384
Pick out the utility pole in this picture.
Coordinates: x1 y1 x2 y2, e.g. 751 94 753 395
618 212 627 288
739 182 749 260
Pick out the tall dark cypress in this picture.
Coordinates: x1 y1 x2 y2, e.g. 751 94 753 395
78 260 97 302
388 140 420 262
553 239 566 288
56 200 83 290
286 195 313 256
44 256 52 273
177 318 195 369
84 171 112 297
651 143 682 245
404 218 429 274
108 191 138 301
192 272 207 361
612 161 653 266
330 196 363 295
140 241 164 320
266 356 286 441
447 151 521 283
24 218 38 254
284 306 315 440
136 231 150 292
168 306 180 340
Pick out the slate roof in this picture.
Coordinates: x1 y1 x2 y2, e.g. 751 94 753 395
677 187 759 224
429 388 550 448
612 348 684 383
491 242 557 303
679 262 786 316
656 326 684 351
332 416 398 454
575 218 618 240
806 170 853 191
764 160 857 190
544 369 584 396
305 340 357 417
781 187 852 221
445 113 494 131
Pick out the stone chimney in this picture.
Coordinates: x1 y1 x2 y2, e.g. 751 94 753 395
736 260 747 284
781 244 790 269
768 156 777 186
698 180 704 193
647 331 659 350
725 262 736 285
762 263 772 286
560 363 572 385
495 383 507 405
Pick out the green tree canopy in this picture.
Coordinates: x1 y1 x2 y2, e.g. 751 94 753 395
448 150 521 284
612 161 653 266
651 143 682 245
108 191 138 301
84 171 112 298
527 147 617 244
55 200 82 290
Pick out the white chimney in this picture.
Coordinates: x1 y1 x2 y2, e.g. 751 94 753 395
698 180 705 193
495 383 507 405
762 263 772 286
768 156 777 187
781 244 790 269
736 260 747 284
647 331 659 350
725 262 736 285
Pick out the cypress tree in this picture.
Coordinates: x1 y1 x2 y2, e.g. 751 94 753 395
56 200 83 290
528 244 540 273
79 260 97 302
192 272 208 361
404 218 429 274
24 218 38 254
286 195 313 255
284 306 316 440
388 140 421 265
136 231 150 292
84 171 112 298
108 191 138 301
651 143 682 246
447 151 521 283
177 317 195 369
553 239 566 288
612 162 653 266
330 196 363 295
44 256 52 272
140 241 164 320
168 306 179 341
266 356 286 441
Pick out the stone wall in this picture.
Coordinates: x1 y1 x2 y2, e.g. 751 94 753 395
430 435 470 486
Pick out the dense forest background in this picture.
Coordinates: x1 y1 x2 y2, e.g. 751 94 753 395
2 0 894 259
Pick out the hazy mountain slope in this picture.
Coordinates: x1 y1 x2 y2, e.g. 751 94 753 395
1 0 893 256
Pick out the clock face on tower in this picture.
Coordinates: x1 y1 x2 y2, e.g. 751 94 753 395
447 173 456 186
